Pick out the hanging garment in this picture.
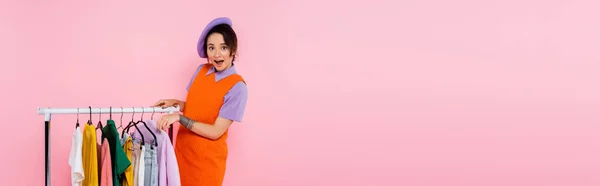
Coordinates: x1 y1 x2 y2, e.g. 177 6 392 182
131 140 139 186
96 137 102 184
131 140 145 186
137 144 146 186
143 143 158 186
131 137 157 186
102 120 132 186
82 124 99 186
121 134 134 186
131 120 180 186
69 126 84 186
176 63 246 186
99 138 113 186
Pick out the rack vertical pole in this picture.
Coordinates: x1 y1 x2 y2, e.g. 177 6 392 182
44 113 51 186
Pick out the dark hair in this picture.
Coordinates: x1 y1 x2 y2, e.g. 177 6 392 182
203 24 238 61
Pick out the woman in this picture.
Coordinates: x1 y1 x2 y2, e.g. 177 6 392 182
152 17 248 186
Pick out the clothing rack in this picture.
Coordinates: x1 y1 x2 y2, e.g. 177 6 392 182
37 106 180 186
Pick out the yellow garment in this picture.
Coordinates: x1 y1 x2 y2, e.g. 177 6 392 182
121 135 134 186
82 124 99 186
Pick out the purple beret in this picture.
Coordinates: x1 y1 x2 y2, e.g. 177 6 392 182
197 17 233 58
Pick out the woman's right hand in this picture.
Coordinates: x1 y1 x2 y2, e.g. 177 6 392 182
152 99 184 109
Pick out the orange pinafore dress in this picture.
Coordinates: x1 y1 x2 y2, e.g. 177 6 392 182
175 64 244 186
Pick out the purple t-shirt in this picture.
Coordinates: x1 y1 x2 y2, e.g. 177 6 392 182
186 63 248 123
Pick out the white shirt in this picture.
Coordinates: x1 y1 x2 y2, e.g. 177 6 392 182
68 126 84 186
138 145 146 186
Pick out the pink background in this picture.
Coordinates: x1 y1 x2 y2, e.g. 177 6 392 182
1 0 600 185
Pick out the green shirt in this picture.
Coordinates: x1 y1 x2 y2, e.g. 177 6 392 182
102 120 131 186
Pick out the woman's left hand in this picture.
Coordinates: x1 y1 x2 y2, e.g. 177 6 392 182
158 113 180 132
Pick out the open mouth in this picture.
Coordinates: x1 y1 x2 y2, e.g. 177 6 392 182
214 60 224 65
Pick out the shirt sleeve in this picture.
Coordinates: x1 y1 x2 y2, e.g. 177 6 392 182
186 64 204 91
219 81 248 123
113 129 131 178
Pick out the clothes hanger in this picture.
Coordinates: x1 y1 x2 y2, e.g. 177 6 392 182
75 108 80 128
136 108 158 148
96 107 103 136
122 107 145 148
122 107 135 136
96 107 103 130
88 106 93 125
117 107 124 130
151 107 155 120
123 107 137 135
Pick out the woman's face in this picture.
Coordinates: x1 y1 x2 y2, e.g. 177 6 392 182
206 33 234 71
